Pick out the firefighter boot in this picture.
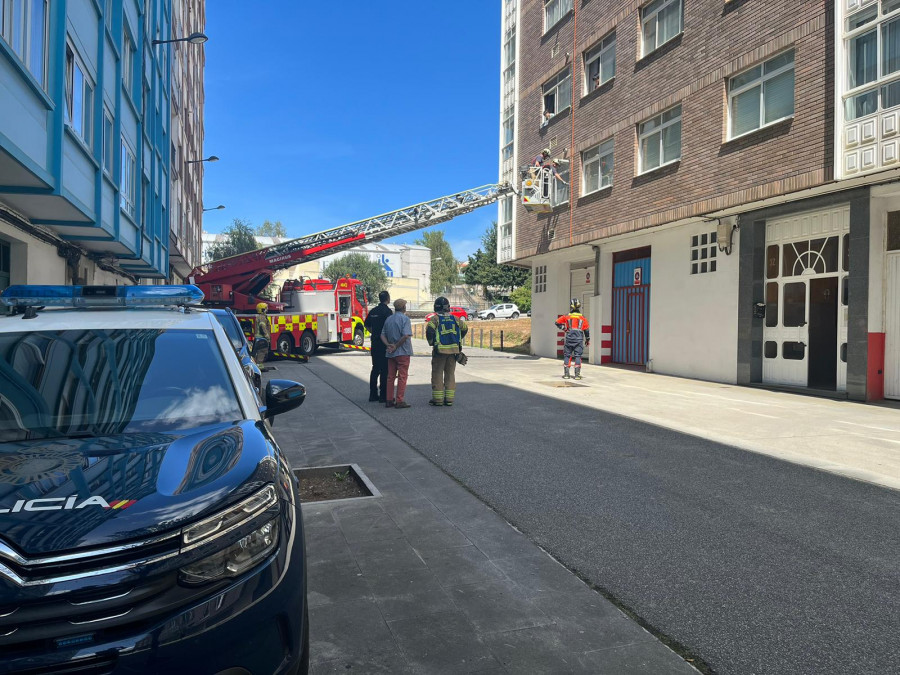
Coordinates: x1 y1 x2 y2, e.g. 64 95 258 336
444 389 455 407
429 390 445 406
563 367 570 379
574 367 582 380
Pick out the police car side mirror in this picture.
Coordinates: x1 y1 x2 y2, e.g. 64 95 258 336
264 379 306 421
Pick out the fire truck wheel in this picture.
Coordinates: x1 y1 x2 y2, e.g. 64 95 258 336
299 330 317 357
353 327 365 347
276 333 294 355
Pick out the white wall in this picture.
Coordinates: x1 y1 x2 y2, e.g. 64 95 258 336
868 187 900 333
0 222 67 285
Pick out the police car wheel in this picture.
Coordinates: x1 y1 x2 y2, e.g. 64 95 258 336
277 334 294 355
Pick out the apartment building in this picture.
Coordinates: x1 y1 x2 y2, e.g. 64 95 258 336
503 0 900 401
0 0 204 290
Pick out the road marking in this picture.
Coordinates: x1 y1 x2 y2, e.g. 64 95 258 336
846 432 900 445
726 408 779 419
836 421 900 433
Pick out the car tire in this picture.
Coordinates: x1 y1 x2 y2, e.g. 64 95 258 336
353 327 365 346
511 312 519 319
276 333 294 355
486 313 495 320
299 330 316 357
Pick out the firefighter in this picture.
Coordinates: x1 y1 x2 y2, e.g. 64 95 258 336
555 298 590 380
254 302 270 364
426 296 468 406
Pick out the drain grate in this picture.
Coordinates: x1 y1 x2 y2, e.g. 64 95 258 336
540 380 588 388
293 463 381 504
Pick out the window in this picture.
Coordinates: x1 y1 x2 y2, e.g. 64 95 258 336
729 51 795 138
641 0 682 57
102 108 114 172
551 161 570 206
65 43 94 148
141 177 150 232
638 105 681 173
0 239 9 292
544 0 573 32
502 106 514 160
888 210 900 250
534 265 547 293
543 68 571 116
690 232 717 274
582 139 614 194
105 0 113 29
122 30 135 98
121 139 136 218
0 0 48 86
844 1 900 120
584 31 616 93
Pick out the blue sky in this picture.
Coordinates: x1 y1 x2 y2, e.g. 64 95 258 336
202 1 502 262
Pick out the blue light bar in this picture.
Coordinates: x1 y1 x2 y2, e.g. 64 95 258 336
0 285 205 308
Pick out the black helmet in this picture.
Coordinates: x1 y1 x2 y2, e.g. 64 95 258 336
434 296 450 313
570 298 581 312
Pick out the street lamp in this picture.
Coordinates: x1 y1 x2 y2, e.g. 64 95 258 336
186 155 219 164
152 32 208 46
203 205 225 212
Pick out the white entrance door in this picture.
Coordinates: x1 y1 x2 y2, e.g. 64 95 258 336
886 254 900 399
762 207 849 390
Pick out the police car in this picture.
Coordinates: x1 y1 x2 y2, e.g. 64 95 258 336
0 285 309 674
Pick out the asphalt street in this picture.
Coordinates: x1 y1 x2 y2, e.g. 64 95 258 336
290 351 900 675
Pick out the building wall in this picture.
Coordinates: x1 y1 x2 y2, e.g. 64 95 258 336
514 0 831 258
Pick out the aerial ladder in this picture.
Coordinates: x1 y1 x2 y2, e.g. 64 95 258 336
189 182 515 313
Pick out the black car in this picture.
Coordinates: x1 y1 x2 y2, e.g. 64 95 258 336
212 307 263 394
0 285 309 675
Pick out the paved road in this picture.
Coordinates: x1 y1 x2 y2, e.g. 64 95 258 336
300 351 900 675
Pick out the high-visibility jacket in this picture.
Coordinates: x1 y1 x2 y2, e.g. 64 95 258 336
426 313 468 355
555 312 590 341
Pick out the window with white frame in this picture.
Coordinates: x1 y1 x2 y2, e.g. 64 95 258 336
0 0 48 87
545 0 573 32
728 51 795 138
534 265 547 293
65 43 94 149
582 139 614 194
638 105 681 173
102 108 114 173
550 161 570 206
121 139 136 218
543 68 571 116
502 106 514 161
844 0 900 120
584 31 616 94
690 232 717 274
122 29 135 98
641 0 682 57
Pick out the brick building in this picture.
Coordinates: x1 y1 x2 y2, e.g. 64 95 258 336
501 0 900 401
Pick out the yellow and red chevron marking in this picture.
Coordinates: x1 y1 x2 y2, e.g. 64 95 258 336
341 344 370 351
107 500 136 510
270 351 310 362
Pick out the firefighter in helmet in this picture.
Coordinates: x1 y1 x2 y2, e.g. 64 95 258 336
555 298 590 380
254 302 271 364
426 296 468 406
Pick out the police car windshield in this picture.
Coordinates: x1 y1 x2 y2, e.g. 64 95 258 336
0 328 243 442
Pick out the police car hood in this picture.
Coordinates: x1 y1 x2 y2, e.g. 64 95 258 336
0 421 277 556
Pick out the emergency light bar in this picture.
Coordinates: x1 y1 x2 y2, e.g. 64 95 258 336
0 285 205 308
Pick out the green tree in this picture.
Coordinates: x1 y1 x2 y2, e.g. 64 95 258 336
322 253 388 304
509 284 531 313
256 220 287 238
414 230 457 294
206 218 260 262
464 222 530 301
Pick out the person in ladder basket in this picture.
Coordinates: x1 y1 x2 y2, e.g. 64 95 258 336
254 302 271 364
426 296 468 406
555 298 590 380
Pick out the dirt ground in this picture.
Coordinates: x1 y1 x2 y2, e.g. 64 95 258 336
412 317 533 354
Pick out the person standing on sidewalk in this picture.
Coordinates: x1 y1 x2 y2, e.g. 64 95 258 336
365 290 392 402
555 298 590 380
426 296 468 407
381 298 413 409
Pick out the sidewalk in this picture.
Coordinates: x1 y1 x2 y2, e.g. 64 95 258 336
269 361 698 674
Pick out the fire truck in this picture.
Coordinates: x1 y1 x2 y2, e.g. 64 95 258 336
189 183 513 358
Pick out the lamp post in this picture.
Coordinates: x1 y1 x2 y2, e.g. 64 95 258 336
186 155 219 164
203 205 225 212
152 32 208 46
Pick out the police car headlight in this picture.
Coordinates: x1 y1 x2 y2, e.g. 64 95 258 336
179 485 280 584
180 518 279 585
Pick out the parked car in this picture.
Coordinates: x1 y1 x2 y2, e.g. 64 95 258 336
425 306 471 323
477 303 521 320
211 306 262 394
0 284 310 675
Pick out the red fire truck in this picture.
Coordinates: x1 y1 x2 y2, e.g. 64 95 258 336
189 183 513 359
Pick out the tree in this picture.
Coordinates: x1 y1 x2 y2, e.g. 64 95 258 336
206 218 260 262
414 230 457 294
510 284 531 313
322 253 388 304
464 222 530 301
256 220 287 238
